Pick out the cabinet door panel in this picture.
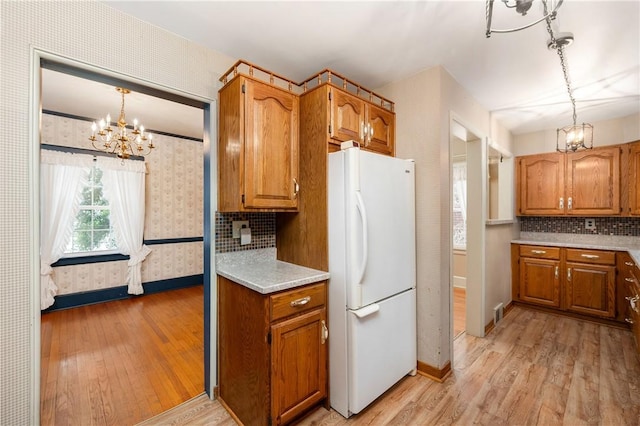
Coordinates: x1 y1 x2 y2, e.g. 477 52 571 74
271 308 327 425
365 104 395 156
630 143 640 215
566 148 620 215
245 80 299 209
518 153 565 215
520 258 561 307
330 89 365 143
565 263 615 317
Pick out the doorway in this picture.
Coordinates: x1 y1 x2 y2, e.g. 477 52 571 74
35 55 215 424
449 117 486 346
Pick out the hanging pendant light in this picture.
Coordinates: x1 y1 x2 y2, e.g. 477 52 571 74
485 0 564 38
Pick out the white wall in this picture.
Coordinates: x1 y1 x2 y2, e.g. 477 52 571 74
379 66 517 370
513 112 640 156
0 2 234 423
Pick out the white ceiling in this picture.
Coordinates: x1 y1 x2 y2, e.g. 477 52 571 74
45 1 640 139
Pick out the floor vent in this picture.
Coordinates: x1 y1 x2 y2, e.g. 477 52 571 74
493 303 504 324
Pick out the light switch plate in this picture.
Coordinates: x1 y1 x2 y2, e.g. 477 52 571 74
232 221 249 238
585 218 596 230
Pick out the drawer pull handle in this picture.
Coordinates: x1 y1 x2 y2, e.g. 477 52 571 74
567 268 571 281
625 278 636 283
555 266 559 280
290 296 311 307
581 254 600 259
321 320 328 345
625 261 635 267
625 318 634 324
531 250 547 254
626 295 640 303
293 178 300 197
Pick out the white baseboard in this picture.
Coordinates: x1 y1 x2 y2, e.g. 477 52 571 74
453 276 466 289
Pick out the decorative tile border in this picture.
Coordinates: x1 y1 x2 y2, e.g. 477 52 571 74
215 212 276 253
520 216 640 236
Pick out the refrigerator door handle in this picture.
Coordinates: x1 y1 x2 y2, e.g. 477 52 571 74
351 303 380 319
355 191 369 285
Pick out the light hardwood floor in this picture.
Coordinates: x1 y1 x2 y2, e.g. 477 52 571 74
140 305 640 426
41 285 204 425
453 287 466 338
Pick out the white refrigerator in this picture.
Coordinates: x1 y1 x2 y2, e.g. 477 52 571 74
328 144 417 418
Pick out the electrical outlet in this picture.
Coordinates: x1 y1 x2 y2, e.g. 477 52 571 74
585 218 596 230
232 221 249 238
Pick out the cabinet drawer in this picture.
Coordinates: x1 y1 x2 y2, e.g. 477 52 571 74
566 249 615 265
519 245 560 260
270 282 326 322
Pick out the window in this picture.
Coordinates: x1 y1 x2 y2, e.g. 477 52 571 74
64 165 117 255
452 161 467 250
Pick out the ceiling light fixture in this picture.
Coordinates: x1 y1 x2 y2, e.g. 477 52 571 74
485 0 563 38
542 3 593 152
89 87 154 159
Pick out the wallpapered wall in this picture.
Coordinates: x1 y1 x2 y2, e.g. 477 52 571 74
520 216 640 236
42 113 204 294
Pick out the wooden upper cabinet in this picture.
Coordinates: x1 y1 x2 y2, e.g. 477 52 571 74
566 147 620 215
365 104 395 156
517 152 565 215
218 76 299 212
516 146 621 216
629 142 640 215
328 87 395 156
329 89 365 143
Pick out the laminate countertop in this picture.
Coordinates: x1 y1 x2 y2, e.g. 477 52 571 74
216 248 330 294
513 232 640 265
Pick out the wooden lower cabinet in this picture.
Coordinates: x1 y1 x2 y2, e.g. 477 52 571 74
512 244 628 322
218 276 328 426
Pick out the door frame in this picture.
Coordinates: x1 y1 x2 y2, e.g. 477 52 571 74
29 48 218 423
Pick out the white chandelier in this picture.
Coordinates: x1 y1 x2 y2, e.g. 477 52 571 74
89 87 154 159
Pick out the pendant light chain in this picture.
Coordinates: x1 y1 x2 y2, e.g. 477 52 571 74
544 0 577 126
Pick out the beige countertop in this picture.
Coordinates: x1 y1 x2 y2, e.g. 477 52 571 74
216 248 330 294
513 232 640 265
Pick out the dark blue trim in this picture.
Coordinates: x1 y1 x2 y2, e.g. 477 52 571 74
203 102 212 396
52 254 129 267
144 237 203 245
41 274 203 313
42 109 204 142
41 142 145 161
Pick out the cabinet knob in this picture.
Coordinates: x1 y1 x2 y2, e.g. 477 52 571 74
290 296 310 307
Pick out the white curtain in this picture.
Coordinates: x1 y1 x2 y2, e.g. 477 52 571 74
453 162 467 221
99 157 151 295
40 151 93 310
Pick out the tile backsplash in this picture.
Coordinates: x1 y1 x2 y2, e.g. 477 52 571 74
215 212 276 253
520 216 640 236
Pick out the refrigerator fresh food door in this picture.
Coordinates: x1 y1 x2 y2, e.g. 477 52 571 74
347 288 416 415
346 148 416 309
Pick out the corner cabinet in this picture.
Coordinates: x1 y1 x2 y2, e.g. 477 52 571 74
218 75 299 212
516 147 620 216
329 88 395 156
218 276 328 426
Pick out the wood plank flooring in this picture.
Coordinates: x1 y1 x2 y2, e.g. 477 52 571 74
139 305 640 426
453 287 466 338
41 285 204 426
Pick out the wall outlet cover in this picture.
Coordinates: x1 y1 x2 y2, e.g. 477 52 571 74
585 218 596 230
232 220 249 238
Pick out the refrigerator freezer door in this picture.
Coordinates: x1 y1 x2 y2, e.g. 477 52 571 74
346 149 416 309
347 288 416 415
